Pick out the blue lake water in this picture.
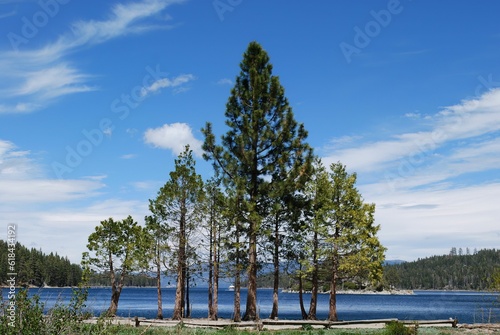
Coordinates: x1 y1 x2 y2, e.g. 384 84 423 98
3 287 499 324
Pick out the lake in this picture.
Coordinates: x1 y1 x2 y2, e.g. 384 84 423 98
3 287 499 324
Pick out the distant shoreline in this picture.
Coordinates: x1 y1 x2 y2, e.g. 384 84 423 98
281 289 415 295
1 286 497 295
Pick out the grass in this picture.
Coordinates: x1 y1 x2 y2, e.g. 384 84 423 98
63 324 468 335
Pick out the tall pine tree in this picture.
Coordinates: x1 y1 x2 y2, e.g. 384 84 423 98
202 41 313 321
149 145 204 320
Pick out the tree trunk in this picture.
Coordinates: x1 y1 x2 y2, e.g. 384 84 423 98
156 247 163 319
208 226 214 319
298 265 307 319
233 224 241 322
107 251 118 316
108 271 125 317
213 261 219 320
270 216 280 319
243 222 258 321
307 231 319 320
173 260 185 319
108 286 121 316
328 267 338 321
186 267 191 318
173 205 187 320
328 228 340 321
212 224 220 320
234 273 241 322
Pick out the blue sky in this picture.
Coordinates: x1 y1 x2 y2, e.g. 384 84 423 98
1 0 499 263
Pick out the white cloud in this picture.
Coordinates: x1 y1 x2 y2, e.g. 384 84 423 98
144 122 203 156
0 179 103 203
0 139 38 177
11 63 95 99
0 102 41 114
363 182 500 261
217 78 233 85
0 0 186 113
323 88 500 184
140 74 195 97
0 139 104 203
121 154 137 159
2 198 148 263
404 112 421 119
0 140 149 262
320 89 500 260
130 181 157 191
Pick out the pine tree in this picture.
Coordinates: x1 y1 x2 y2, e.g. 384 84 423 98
325 162 385 321
204 179 225 321
303 159 333 320
144 215 173 319
150 145 204 320
202 41 313 320
86 216 148 316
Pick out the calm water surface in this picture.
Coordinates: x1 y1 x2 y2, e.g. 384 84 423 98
3 287 499 323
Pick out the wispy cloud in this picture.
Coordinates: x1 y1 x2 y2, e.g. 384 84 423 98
323 88 500 185
10 63 95 99
140 74 195 97
0 139 104 203
0 0 186 114
216 78 233 85
320 89 500 260
144 122 203 157
0 137 154 263
3 198 148 262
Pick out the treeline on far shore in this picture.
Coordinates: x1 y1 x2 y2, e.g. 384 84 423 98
0 240 81 287
0 240 161 288
383 248 500 291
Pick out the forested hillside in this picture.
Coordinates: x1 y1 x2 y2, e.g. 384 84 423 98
0 240 82 287
384 249 500 290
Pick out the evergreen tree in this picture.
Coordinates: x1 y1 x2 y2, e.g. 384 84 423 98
202 41 313 321
204 179 225 320
86 215 148 316
303 159 333 320
149 145 204 320
385 249 500 290
144 215 173 319
325 162 385 321
0 240 82 287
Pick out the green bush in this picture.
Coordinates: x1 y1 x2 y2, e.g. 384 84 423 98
385 321 415 335
0 287 93 335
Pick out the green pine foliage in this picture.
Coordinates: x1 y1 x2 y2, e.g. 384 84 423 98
202 41 314 321
0 240 82 287
384 248 500 290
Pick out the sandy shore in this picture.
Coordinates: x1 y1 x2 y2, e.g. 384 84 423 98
80 317 500 333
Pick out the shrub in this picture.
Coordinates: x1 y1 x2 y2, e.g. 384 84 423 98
0 286 92 335
385 321 415 335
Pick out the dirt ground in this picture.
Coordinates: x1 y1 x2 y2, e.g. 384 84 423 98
83 317 500 333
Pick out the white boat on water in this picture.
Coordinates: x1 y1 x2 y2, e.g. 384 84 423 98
228 285 235 291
